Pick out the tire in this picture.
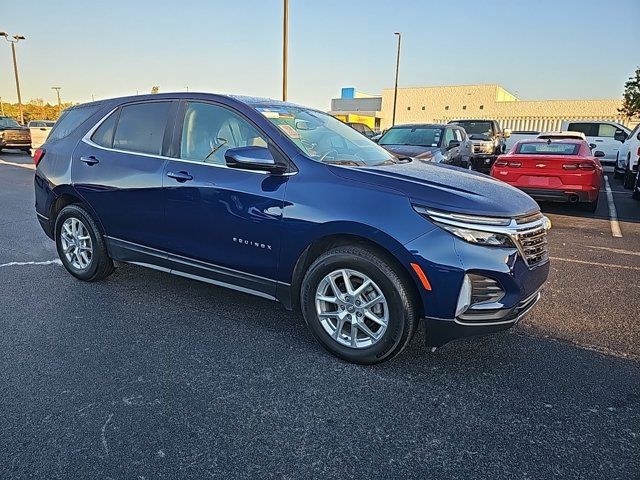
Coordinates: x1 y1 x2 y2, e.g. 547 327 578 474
633 189 640 200
581 199 598 212
55 204 115 282
623 165 635 189
300 246 417 365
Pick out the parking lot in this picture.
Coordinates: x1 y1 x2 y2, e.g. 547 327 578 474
0 150 638 478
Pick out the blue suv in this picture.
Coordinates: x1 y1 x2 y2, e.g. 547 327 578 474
34 93 550 364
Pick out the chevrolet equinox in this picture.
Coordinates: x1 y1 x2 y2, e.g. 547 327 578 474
34 93 550 364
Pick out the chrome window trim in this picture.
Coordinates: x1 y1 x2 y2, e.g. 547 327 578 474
81 105 296 177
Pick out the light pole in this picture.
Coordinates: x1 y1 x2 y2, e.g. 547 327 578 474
1 32 26 124
282 0 288 101
392 32 401 127
52 86 62 115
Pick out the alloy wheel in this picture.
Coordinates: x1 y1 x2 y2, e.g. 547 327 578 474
60 217 93 270
315 269 389 348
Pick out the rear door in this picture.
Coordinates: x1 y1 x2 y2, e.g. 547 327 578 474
162 100 288 296
72 100 177 251
567 122 622 162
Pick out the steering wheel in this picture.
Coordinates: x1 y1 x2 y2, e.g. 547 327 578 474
319 149 338 163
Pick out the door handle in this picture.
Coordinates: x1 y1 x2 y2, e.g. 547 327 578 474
166 171 193 183
80 155 99 166
595 139 603 142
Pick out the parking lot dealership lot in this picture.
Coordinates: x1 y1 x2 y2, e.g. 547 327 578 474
0 151 638 478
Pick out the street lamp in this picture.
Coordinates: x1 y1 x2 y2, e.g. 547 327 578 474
282 0 289 101
1 32 26 124
392 32 401 127
52 87 62 115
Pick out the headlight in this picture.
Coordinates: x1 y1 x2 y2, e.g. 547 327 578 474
413 205 517 248
438 224 515 247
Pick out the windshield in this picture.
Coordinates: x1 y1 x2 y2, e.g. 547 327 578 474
255 105 396 166
0 117 21 128
379 126 443 147
453 121 493 139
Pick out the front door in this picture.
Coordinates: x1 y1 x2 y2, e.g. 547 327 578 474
162 101 288 297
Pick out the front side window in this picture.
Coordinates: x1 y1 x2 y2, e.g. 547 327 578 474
597 124 616 138
444 128 456 146
255 105 395 166
113 102 170 155
180 102 268 165
379 126 443 148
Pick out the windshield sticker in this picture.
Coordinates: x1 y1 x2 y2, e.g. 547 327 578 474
278 124 301 139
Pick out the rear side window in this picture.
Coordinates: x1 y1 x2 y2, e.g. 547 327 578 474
91 109 119 148
113 102 171 155
567 123 598 137
516 142 580 155
597 124 616 138
48 105 101 142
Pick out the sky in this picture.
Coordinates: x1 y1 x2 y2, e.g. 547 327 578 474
1 0 639 110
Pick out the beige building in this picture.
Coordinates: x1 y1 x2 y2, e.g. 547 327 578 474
330 84 631 132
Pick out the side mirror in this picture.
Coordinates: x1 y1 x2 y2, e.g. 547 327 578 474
371 134 382 143
225 146 286 174
589 143 597 150
594 150 605 158
614 130 627 142
447 139 461 149
502 128 512 138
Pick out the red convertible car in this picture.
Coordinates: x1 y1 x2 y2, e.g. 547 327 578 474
490 139 604 211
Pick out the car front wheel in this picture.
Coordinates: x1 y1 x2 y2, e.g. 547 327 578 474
55 204 115 282
623 164 635 189
300 246 417 364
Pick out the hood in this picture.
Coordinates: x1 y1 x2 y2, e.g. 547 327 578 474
328 160 539 218
381 145 438 159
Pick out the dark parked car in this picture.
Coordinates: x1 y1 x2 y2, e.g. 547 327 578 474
0 116 31 153
346 122 376 139
34 93 550 364
377 123 473 168
447 119 510 172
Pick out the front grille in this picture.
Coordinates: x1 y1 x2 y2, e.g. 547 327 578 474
514 222 548 267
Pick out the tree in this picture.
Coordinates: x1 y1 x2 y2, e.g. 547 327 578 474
620 68 640 118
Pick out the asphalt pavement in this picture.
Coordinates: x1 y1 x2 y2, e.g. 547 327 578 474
0 150 638 479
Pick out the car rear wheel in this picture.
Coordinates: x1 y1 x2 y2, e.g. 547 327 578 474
55 205 115 282
300 246 417 364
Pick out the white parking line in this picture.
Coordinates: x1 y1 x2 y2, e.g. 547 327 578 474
0 259 61 268
603 176 622 238
0 159 36 170
584 245 640 256
549 256 640 271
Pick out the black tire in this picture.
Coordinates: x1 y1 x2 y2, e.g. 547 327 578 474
623 166 635 189
300 246 417 365
55 204 115 282
581 199 598 212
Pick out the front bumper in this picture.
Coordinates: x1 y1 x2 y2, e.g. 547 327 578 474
402 226 549 348
471 154 496 172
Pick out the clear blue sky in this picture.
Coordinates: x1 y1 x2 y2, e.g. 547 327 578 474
1 0 639 110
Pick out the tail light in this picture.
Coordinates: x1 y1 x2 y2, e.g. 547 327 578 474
33 148 45 167
494 160 508 167
578 162 595 171
562 163 578 170
508 162 521 168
